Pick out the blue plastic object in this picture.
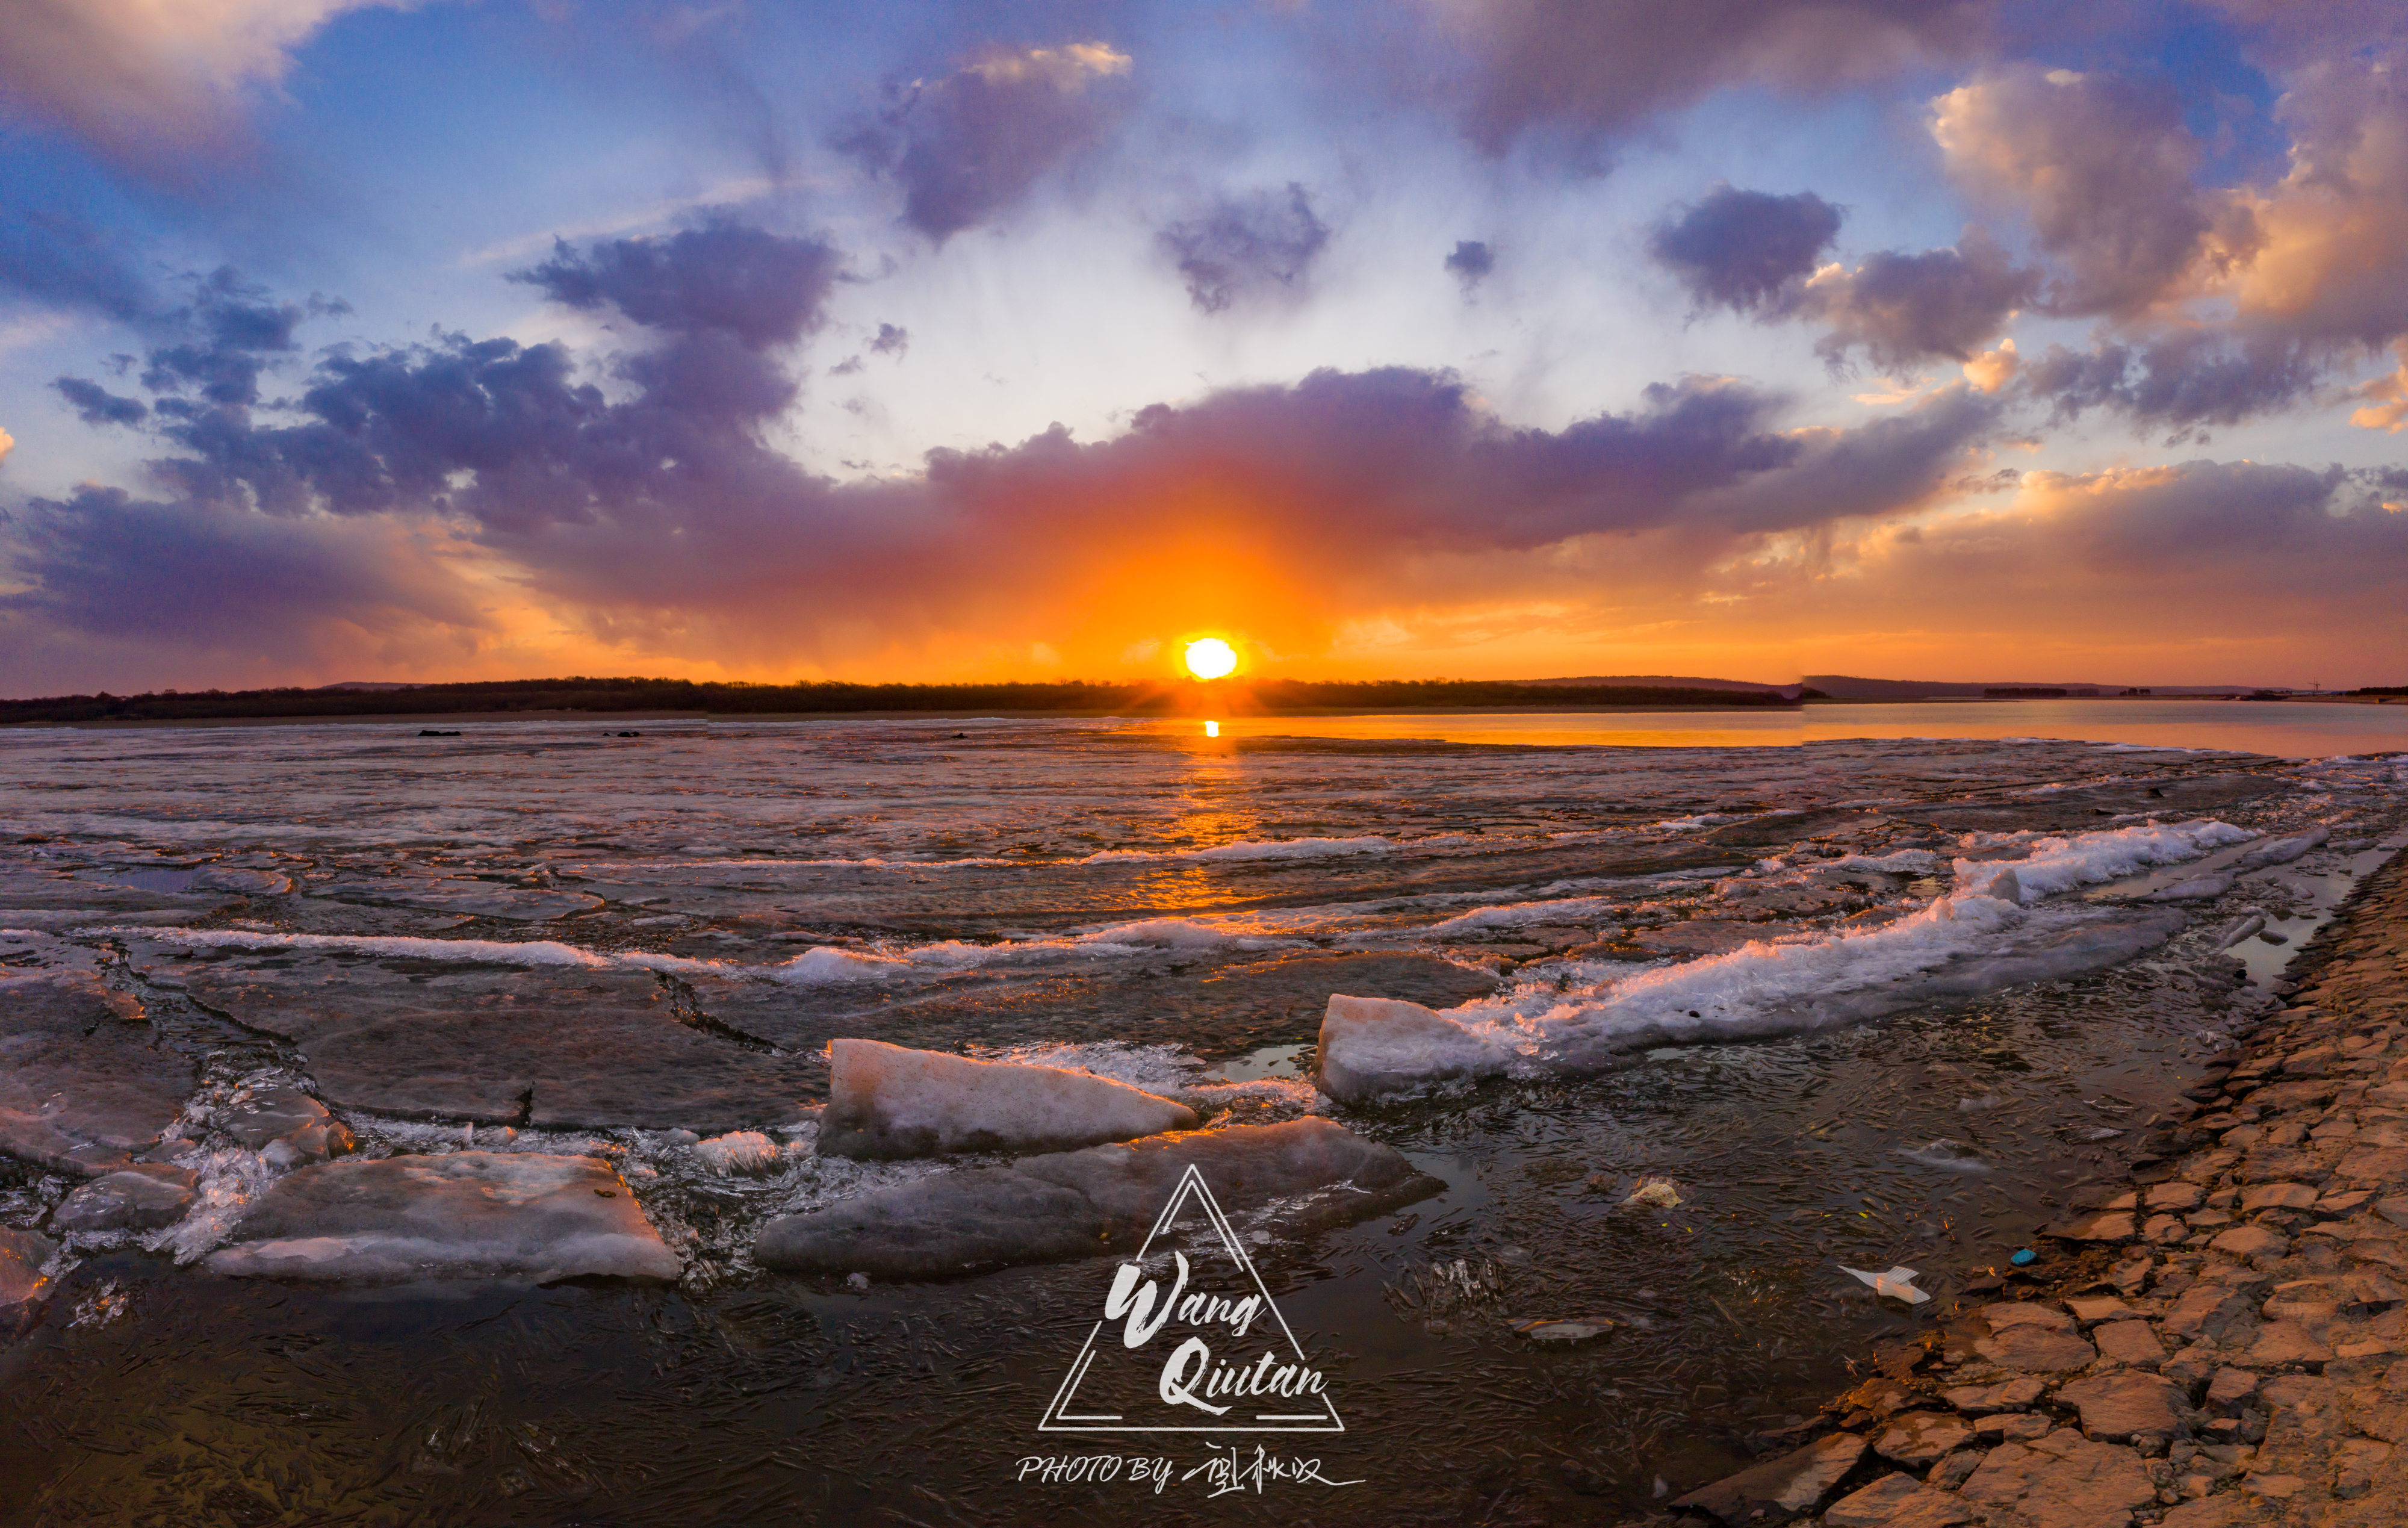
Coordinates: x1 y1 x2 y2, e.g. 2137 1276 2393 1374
2011 1248 2037 1266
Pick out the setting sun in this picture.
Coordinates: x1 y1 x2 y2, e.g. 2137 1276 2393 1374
1184 637 1238 679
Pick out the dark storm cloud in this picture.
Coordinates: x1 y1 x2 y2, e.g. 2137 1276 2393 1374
1159 185 1331 314
52 376 147 426
1804 229 2040 370
137 272 306 408
1429 0 1994 157
840 42 1132 242
515 219 842 349
1445 240 1496 288
1648 186 1842 314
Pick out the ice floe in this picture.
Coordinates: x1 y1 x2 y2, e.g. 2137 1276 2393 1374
1949 819 2256 902
817 1039 1200 1160
218 1085 355 1169
754 1117 1437 1279
207 1152 680 1284
160 954 821 1132
0 971 193 1175
1315 890 2190 1100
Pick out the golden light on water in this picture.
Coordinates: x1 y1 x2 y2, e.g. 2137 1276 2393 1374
1184 637 1238 679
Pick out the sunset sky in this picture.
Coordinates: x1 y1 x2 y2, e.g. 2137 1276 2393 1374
2 1 2404 692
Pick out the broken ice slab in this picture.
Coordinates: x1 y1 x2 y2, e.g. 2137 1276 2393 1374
754 1118 1441 1279
1317 994 1521 1102
0 972 194 1175
51 1164 197 1232
164 954 821 1132
218 1085 356 1169
2233 827 2329 871
206 1152 680 1284
1314 899 2189 1101
0 1228 57 1332
816 1038 1200 1160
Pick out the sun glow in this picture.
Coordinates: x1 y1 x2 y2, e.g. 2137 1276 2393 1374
1184 638 1238 679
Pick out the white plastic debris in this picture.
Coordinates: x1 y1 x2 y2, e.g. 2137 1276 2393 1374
1621 1177 1682 1210
1839 1264 1931 1304
1516 1317 1616 1343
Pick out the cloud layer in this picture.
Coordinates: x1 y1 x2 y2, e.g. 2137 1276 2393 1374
842 42 1132 241
4 2 2406 691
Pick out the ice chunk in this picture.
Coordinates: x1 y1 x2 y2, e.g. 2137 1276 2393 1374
694 1130 781 1175
2234 826 2328 870
2215 913 2267 949
0 972 193 1175
1840 1264 1931 1303
816 1039 1199 1160
206 1152 680 1284
1950 819 2254 903
1319 896 2188 1100
756 1118 1440 1279
1315 995 1527 1101
1898 1140 1990 1173
52 1164 199 1232
1959 865 2023 902
219 1085 354 1169
0 1228 57 1331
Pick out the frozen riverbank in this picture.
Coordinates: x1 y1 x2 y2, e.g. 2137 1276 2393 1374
1649 840 2408 1528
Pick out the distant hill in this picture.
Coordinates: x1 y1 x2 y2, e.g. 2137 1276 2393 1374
1807 675 2083 700
1805 675 2253 700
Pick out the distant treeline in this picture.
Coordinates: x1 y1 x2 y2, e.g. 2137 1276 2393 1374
1243 680 1798 709
2353 686 2408 696
1 675 1802 724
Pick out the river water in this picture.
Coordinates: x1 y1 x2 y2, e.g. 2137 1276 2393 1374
2 704 2404 1526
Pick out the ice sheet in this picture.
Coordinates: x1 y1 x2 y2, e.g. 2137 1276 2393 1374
1950 819 2256 902
1318 891 2191 1099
